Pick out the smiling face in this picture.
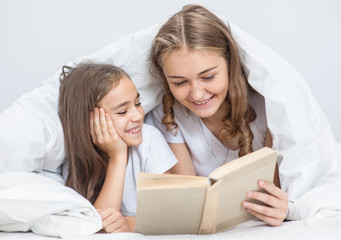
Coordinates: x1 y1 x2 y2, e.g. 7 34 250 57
162 48 229 119
98 76 144 146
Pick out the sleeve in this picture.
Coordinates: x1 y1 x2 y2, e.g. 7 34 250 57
142 124 178 174
145 103 185 144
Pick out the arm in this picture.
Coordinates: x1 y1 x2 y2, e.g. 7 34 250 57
91 108 127 211
90 108 131 232
168 142 196 176
242 129 288 226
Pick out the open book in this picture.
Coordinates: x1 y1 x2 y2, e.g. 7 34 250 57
135 147 277 235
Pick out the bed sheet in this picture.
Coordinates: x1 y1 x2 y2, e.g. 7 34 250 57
1 215 341 240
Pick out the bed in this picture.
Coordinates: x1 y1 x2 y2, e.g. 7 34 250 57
1 15 341 240
1 215 341 239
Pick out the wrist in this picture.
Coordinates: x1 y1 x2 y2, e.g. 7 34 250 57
108 150 128 164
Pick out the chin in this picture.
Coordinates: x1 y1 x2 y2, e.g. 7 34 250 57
192 108 218 119
126 137 143 147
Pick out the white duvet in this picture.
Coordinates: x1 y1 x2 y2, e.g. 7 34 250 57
0 172 101 238
0 15 341 238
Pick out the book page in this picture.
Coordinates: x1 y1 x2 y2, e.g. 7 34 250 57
209 147 277 232
137 173 208 189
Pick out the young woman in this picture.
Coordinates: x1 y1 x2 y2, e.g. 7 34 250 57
58 63 177 233
146 5 288 226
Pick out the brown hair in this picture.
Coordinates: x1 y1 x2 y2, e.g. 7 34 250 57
58 63 129 203
151 4 255 157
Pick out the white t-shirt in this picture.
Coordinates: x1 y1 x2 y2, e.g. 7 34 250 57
145 92 268 177
120 124 178 216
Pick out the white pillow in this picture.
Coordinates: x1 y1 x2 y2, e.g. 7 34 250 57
0 24 163 180
0 172 101 237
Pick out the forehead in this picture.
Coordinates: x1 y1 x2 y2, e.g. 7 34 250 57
162 48 225 73
98 76 137 107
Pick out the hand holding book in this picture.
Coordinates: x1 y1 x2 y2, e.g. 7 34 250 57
242 178 288 226
135 147 278 235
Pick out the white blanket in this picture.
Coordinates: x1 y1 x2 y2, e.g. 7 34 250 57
0 172 101 238
227 20 341 219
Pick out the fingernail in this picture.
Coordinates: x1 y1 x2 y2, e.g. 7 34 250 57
243 202 249 208
259 180 264 186
247 191 252 198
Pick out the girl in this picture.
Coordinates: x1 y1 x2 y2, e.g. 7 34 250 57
58 63 177 233
146 5 288 226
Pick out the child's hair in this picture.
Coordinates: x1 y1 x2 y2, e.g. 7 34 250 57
151 4 256 157
58 63 130 203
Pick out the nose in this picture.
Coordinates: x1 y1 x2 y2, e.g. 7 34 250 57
130 106 144 122
189 81 205 101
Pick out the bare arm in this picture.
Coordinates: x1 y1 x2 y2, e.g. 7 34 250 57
90 108 127 211
168 142 196 175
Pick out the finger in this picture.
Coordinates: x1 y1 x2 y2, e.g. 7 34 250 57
93 107 102 142
99 108 110 138
258 180 288 201
242 200 287 221
246 190 283 210
105 113 118 138
102 215 125 232
89 111 96 143
104 221 124 233
246 208 283 226
98 208 115 220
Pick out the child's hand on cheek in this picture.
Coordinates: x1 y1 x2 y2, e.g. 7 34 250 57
90 107 127 160
97 208 131 233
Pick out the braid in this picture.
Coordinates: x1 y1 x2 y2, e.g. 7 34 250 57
161 83 178 135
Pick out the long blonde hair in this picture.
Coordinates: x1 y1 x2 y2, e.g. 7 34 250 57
151 5 256 157
58 63 129 203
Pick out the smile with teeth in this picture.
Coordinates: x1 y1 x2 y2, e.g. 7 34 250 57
126 126 142 134
193 95 214 105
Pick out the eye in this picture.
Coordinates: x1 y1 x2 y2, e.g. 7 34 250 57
173 80 187 87
202 75 215 80
117 110 127 115
135 101 141 107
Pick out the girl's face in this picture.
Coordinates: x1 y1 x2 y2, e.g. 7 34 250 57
162 48 229 119
98 76 144 146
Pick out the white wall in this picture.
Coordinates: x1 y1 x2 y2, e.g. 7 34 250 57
1 0 340 141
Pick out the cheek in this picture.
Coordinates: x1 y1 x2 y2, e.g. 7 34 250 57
139 108 145 120
169 86 187 100
110 118 126 134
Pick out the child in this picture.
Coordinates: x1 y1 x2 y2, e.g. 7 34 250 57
58 63 177 232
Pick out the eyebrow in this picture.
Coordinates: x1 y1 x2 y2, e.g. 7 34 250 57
113 92 140 110
167 66 218 79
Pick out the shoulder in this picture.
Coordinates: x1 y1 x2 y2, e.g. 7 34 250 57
141 123 164 143
146 103 163 120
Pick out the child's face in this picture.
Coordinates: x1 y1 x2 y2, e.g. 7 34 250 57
162 48 229 119
98 76 144 146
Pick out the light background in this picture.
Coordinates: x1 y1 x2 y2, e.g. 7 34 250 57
0 0 340 141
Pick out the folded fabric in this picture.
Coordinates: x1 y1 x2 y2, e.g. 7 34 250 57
0 172 102 237
226 20 341 219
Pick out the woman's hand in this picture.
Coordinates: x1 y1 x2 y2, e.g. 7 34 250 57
90 107 127 159
242 180 288 226
97 208 132 233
